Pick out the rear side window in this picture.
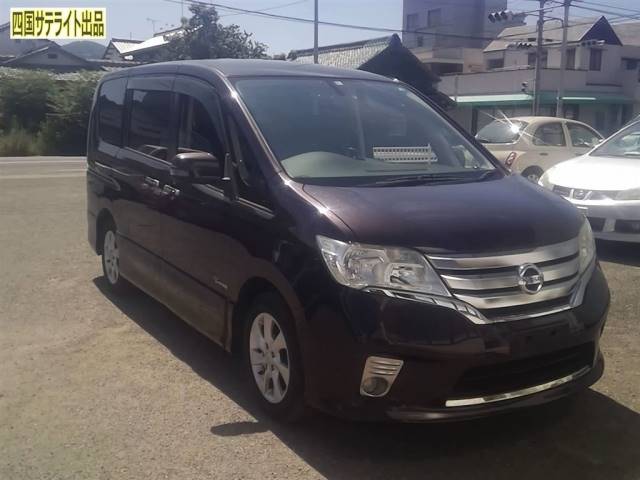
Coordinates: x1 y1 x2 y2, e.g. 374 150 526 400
97 78 126 146
532 123 566 147
127 89 172 160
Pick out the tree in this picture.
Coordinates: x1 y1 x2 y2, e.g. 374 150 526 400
164 5 267 60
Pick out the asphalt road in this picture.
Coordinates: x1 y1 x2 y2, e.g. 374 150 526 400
1 156 639 480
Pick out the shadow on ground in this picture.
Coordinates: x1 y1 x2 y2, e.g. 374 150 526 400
94 277 640 480
596 239 640 267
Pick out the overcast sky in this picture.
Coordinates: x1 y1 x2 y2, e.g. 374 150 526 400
3 0 640 54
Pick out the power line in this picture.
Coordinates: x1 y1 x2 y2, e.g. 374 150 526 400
164 0 567 44
219 0 309 19
565 2 640 21
573 0 640 16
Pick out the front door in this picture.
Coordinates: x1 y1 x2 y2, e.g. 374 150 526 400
158 77 231 342
528 121 573 171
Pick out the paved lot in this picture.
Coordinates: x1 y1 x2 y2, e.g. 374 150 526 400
1 156 639 480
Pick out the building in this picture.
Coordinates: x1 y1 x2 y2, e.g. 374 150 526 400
288 34 451 107
102 38 143 61
0 22 53 62
439 17 640 135
402 0 525 75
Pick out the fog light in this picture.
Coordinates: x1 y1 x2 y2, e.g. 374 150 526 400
361 377 389 396
360 356 403 397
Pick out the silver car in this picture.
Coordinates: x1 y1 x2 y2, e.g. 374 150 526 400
539 120 640 243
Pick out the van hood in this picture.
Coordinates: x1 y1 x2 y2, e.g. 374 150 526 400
545 154 640 191
302 175 583 254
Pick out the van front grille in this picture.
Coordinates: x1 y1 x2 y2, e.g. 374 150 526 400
424 238 580 321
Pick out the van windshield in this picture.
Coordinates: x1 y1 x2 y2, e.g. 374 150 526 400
234 78 498 186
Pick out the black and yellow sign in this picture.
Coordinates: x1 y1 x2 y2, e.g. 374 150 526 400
10 8 106 39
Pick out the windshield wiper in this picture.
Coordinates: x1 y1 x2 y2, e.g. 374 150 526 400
623 151 640 157
360 173 474 187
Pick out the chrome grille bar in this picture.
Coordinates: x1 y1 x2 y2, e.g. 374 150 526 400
441 257 579 291
424 238 582 315
426 238 578 271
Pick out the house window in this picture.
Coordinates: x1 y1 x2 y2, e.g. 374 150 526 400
427 9 441 27
406 13 419 31
487 58 504 69
417 35 424 47
528 51 547 68
566 48 576 69
47 53 58 59
624 59 638 70
589 48 602 71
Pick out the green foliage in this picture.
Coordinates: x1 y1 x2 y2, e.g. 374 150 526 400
0 69 53 133
163 5 267 61
0 69 101 155
38 72 101 155
0 126 40 156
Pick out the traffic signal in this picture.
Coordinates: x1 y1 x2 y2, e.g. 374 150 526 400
488 10 514 23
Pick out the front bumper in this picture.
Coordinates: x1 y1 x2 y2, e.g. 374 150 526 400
566 198 640 243
300 264 609 422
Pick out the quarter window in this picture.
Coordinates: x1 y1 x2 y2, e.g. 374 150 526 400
97 78 126 146
532 123 566 147
127 89 172 160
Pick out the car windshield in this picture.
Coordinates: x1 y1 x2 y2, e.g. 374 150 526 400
591 121 640 158
476 119 528 144
234 78 498 186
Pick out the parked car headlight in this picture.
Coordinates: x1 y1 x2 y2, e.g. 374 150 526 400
538 172 553 190
316 236 450 297
616 188 640 201
578 220 596 274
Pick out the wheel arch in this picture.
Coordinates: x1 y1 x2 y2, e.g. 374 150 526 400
229 277 298 356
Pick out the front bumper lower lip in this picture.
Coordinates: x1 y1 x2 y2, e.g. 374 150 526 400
444 365 591 407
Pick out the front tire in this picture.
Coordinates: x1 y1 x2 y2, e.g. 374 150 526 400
244 293 306 422
101 222 131 294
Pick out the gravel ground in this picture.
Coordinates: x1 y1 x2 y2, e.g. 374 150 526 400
1 157 639 480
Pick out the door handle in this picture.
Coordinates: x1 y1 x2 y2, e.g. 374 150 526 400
162 184 180 197
539 152 549 156
144 176 160 187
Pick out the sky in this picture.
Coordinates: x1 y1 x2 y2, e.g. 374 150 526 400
2 0 640 54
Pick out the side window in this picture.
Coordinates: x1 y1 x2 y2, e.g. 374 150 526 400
229 118 271 207
97 78 126 146
127 89 172 160
567 123 601 148
176 94 224 160
533 123 566 147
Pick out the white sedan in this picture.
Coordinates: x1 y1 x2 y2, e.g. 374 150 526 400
539 120 640 243
476 116 603 183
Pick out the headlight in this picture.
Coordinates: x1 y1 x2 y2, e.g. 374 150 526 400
316 236 450 297
578 220 596 273
538 172 553 189
616 188 640 201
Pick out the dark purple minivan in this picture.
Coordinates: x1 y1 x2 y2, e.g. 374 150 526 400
87 59 609 422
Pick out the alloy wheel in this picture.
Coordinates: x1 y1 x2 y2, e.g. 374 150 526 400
249 312 290 404
103 230 120 285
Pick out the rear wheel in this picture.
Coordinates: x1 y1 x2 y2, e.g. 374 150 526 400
101 222 131 293
522 166 544 183
244 293 305 422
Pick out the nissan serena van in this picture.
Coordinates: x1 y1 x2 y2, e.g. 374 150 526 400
87 60 609 422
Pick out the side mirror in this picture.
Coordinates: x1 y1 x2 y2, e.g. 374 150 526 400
171 151 223 184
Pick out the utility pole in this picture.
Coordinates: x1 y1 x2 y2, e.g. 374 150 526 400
533 0 545 115
556 0 571 117
313 0 319 64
